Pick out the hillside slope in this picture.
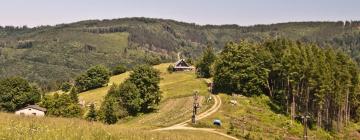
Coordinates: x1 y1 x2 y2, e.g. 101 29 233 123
1 18 360 90
193 94 360 139
0 112 232 140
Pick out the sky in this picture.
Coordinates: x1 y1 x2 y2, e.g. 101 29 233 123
0 0 359 27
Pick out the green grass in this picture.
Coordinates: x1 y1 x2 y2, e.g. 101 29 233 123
0 63 223 139
123 95 213 128
79 72 130 105
0 113 231 140
78 63 213 127
78 63 209 105
194 94 339 139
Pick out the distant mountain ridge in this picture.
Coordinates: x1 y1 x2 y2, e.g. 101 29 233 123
1 17 360 90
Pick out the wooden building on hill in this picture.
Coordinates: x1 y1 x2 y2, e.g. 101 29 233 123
174 59 195 71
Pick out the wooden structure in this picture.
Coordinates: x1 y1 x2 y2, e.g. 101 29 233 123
192 91 200 124
173 59 194 71
15 105 47 117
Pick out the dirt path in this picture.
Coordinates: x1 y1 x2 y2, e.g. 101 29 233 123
154 95 239 140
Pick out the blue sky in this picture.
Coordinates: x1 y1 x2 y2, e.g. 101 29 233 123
1 0 359 27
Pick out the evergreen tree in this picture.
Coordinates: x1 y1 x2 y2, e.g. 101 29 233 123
69 87 79 103
196 45 217 78
60 82 72 92
85 103 97 121
99 97 117 124
213 39 360 131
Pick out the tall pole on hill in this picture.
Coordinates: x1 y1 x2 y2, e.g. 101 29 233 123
192 91 200 124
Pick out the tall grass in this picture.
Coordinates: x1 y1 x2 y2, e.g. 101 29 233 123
0 113 229 140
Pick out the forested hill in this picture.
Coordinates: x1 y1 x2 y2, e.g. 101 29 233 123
1 17 360 90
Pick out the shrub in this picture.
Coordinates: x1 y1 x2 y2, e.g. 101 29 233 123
75 65 110 92
60 82 72 92
112 65 127 75
167 64 174 73
0 77 41 112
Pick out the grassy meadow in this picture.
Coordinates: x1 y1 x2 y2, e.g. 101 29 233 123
0 62 223 140
78 63 213 127
0 113 230 140
193 94 360 140
78 63 209 105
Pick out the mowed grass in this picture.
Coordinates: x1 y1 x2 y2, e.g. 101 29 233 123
0 113 231 140
193 94 359 140
79 63 209 105
79 72 130 105
124 95 213 127
78 63 213 127
155 63 209 100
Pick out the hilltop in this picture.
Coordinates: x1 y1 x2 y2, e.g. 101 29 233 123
1 18 360 90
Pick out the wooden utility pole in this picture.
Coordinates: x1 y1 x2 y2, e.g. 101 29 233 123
192 91 200 124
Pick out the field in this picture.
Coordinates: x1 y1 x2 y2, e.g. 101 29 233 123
0 62 229 140
79 72 130 105
0 113 231 140
79 63 213 127
79 63 209 105
193 94 360 140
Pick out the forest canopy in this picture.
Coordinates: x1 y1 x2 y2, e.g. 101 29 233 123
213 39 360 131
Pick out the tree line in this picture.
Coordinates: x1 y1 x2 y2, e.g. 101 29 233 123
211 39 360 131
0 64 160 125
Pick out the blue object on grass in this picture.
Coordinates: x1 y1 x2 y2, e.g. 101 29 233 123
213 119 221 126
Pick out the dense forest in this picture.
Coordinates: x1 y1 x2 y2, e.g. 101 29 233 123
1 18 360 91
212 39 360 132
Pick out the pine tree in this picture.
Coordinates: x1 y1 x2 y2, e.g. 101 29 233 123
196 45 217 78
85 103 97 121
100 98 117 124
69 87 79 103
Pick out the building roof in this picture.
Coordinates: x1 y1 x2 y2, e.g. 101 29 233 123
21 105 47 112
174 59 193 68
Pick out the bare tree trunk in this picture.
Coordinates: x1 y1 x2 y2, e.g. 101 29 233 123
291 83 296 124
345 89 349 126
317 105 322 127
266 79 273 97
286 78 290 115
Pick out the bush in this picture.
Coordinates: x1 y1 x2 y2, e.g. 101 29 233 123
40 93 82 117
0 77 41 112
112 65 127 75
129 65 161 112
60 82 72 92
167 64 174 73
85 103 97 121
75 65 110 92
99 97 118 124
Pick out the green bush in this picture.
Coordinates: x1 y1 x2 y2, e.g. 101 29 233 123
75 65 110 92
0 77 41 112
167 64 174 73
60 82 72 92
40 93 82 118
112 65 127 75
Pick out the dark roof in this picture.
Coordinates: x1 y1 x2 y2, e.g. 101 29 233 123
22 105 47 112
174 59 194 68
